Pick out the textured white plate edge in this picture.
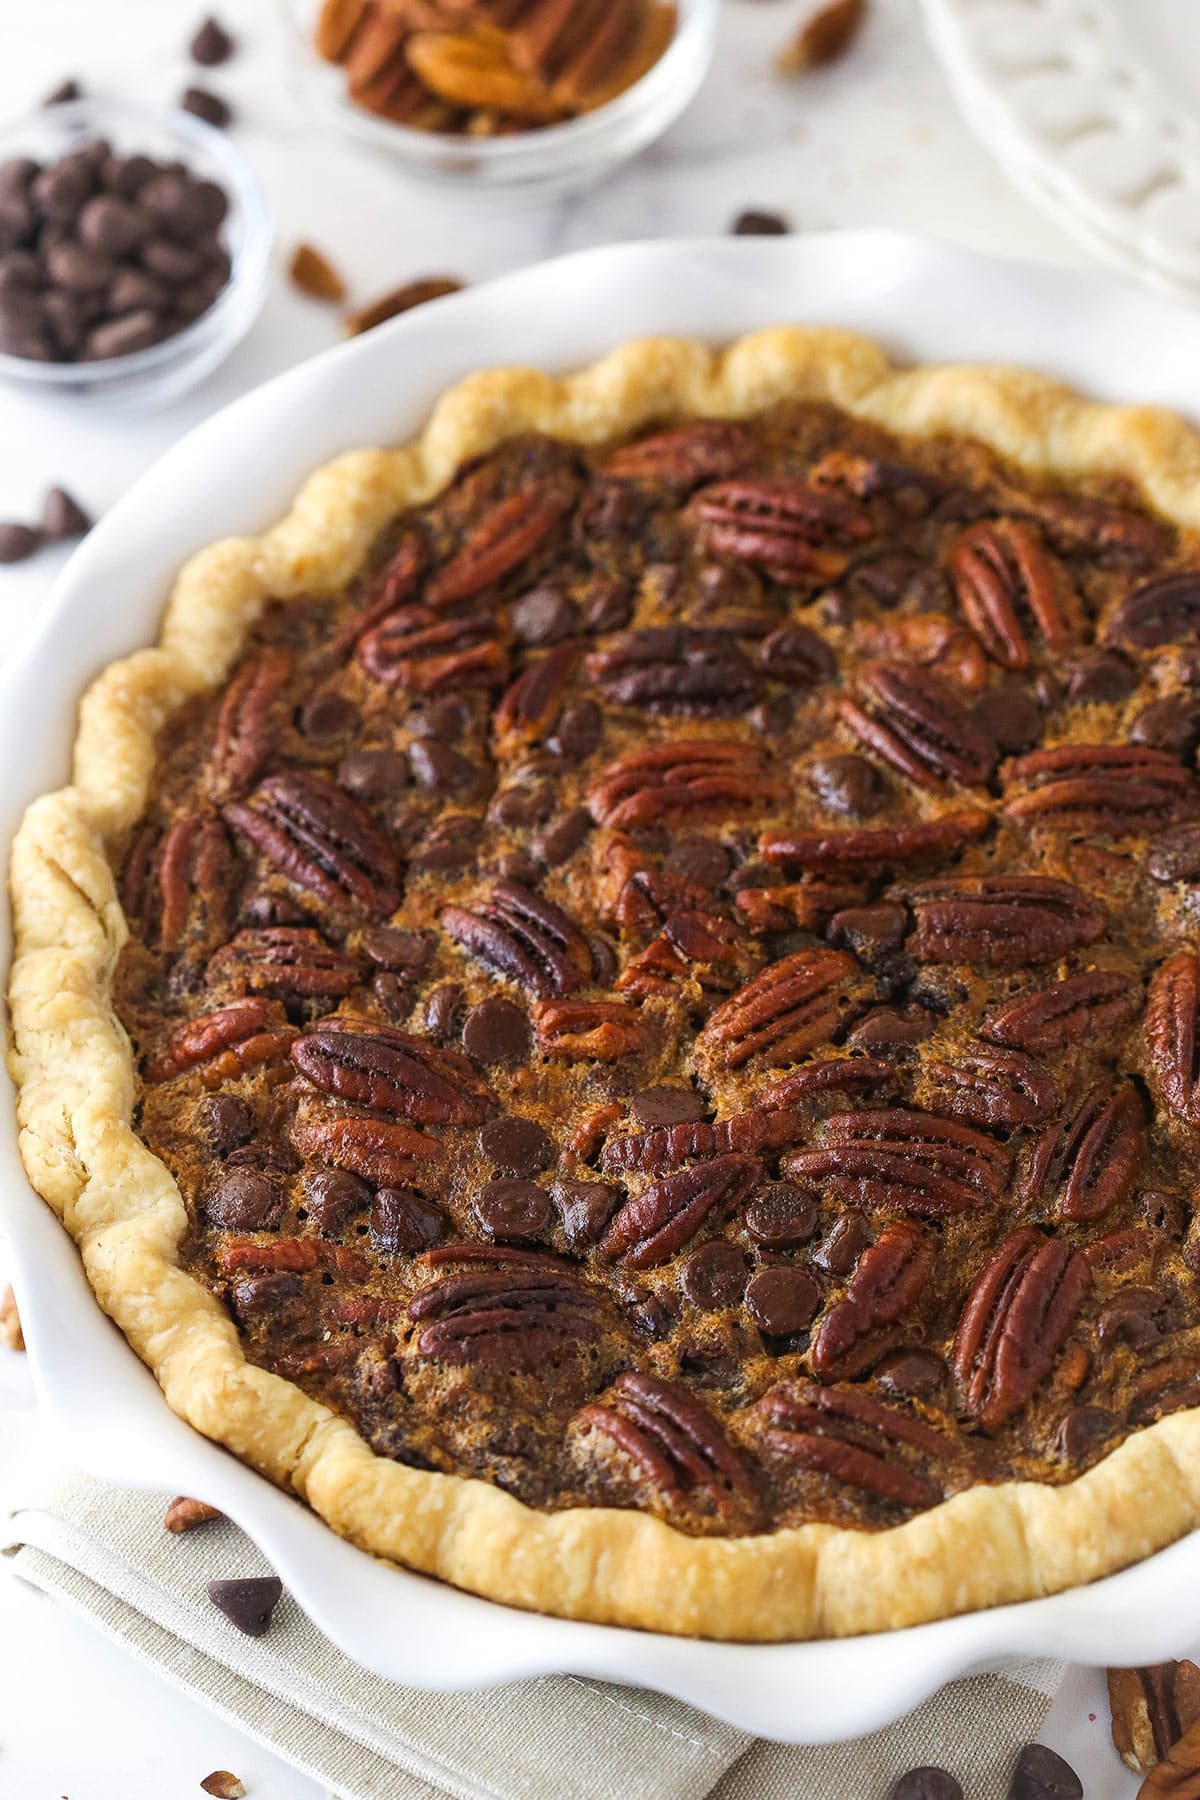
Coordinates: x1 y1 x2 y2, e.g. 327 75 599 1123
5 233 1200 1742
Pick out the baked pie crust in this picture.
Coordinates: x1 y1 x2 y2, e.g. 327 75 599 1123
10 326 1200 1642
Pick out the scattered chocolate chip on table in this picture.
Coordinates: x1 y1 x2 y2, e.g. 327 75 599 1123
190 15 235 67
181 86 233 129
206 1574 284 1637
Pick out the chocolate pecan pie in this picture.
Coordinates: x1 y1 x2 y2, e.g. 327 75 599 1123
11 329 1200 1640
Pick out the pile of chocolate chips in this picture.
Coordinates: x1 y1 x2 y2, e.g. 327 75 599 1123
0 139 232 363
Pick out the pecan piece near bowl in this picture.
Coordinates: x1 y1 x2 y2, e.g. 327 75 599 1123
1022 1082 1146 1221
1146 947 1200 1126
786 1109 1010 1218
209 926 359 999
692 475 872 584
597 1152 761 1269
697 948 871 1069
425 482 573 611
952 1227 1090 1431
1003 744 1199 837
760 807 992 878
811 1220 933 1379
225 767 399 917
586 739 782 829
574 1370 759 1528
840 661 996 791
407 1245 602 1371
949 518 1078 670
597 422 753 488
291 1017 494 1124
359 605 508 694
758 1380 951 1510
145 999 296 1086
442 881 592 998
207 646 292 801
902 875 1106 967
983 969 1140 1054
1108 1660 1200 1775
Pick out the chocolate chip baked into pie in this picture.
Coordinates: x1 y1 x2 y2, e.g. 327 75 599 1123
11 328 1200 1639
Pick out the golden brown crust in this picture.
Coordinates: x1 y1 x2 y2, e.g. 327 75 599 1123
11 325 1200 1641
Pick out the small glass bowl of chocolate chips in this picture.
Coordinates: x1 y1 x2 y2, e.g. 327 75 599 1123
0 98 270 407
288 0 718 194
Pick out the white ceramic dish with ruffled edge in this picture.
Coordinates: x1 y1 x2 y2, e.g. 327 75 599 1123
5 233 1200 1743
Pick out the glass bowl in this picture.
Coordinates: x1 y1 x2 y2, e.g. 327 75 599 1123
0 99 272 410
285 0 718 196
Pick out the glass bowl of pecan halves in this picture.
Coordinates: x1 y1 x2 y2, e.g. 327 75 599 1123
287 0 717 192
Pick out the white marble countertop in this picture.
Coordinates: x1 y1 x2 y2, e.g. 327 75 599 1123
0 1 1179 1793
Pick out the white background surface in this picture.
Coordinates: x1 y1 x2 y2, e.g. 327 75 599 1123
0 1 1179 1793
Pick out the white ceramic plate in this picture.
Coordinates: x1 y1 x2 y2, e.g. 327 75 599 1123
6 233 1200 1743
921 0 1200 301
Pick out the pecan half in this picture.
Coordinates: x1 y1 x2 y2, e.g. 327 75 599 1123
216 1236 369 1279
586 739 781 829
983 969 1140 1053
1104 571 1200 648
209 927 359 998
532 998 644 1060
290 1100 440 1186
597 422 752 486
442 880 592 997
163 1496 223 1533
1003 744 1199 836
811 1221 933 1378
786 1109 1010 1217
760 807 992 876
854 611 989 693
616 910 755 1001
1023 1082 1146 1221
291 1017 493 1123
697 948 870 1068
733 878 867 934
407 1246 602 1369
225 768 400 917
155 811 232 957
587 627 760 715
492 641 579 750
950 519 1078 669
920 1043 1063 1130
208 647 292 801
758 1379 950 1508
952 1226 1091 1429
903 875 1106 966
693 476 872 583
575 1370 758 1525
840 661 996 790
146 999 297 1085
1004 486 1167 564
601 1107 805 1177
358 604 507 693
757 1056 898 1109
1109 1662 1200 1778
1147 948 1200 1125
597 1151 761 1268
426 483 572 609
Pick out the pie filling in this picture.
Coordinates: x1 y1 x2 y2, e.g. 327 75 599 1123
112 399 1200 1539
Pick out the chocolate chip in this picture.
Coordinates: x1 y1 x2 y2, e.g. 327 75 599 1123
492 849 542 886
140 171 214 243
408 739 477 792
579 578 632 633
32 156 95 220
974 683 1042 754
479 1115 553 1177
855 550 922 607
370 1187 448 1252
1056 1404 1118 1465
337 748 409 800
630 1087 705 1127
77 193 147 258
371 970 409 1021
206 1576 283 1638
0 249 39 294
229 1273 299 1320
360 926 432 974
191 15 235 64
41 486 91 540
140 235 207 284
409 696 470 741
102 153 160 199
744 1183 818 1248
745 1266 820 1335
807 752 887 817
663 836 731 887
0 159 37 199
511 585 576 645
889 1770 963 1800
182 86 233 128
0 523 41 563
42 290 89 355
588 933 618 985
474 1178 550 1243
43 79 83 106
462 996 530 1067
732 209 789 235
532 807 591 867
424 981 465 1043
761 623 836 685
411 813 480 872
1064 649 1135 703
204 1169 282 1230
547 696 602 760
1130 692 1200 756
304 1168 369 1233
827 903 907 958
875 1348 947 1400
200 1093 253 1155
226 1140 298 1177
106 266 169 313
748 694 794 736
84 309 163 359
813 1211 869 1275
680 1241 747 1309
553 1179 620 1251
298 691 359 739
847 1005 934 1051
0 195 34 253
1006 1744 1082 1800
44 239 112 294
1149 822 1200 883
1097 1287 1169 1348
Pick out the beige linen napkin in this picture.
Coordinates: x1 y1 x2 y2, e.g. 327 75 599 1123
0 1472 1065 1800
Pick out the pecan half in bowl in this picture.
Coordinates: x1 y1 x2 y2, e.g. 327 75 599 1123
10 320 1200 1644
